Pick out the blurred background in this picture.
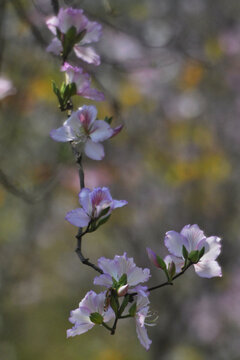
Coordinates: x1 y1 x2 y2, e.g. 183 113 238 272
0 0 240 359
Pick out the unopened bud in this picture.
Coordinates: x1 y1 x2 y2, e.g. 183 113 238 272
117 284 129 297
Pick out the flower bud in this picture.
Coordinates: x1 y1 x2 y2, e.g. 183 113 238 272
117 284 129 297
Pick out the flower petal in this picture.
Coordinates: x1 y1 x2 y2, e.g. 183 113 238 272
58 8 87 34
46 37 62 55
136 315 152 350
112 199 128 209
84 139 105 160
79 188 92 215
80 21 102 45
46 16 58 35
50 125 76 142
81 87 105 101
65 208 90 227
74 45 101 66
164 255 184 273
67 323 94 337
164 230 188 257
180 224 206 252
90 120 114 142
93 274 113 287
194 260 222 278
202 236 221 261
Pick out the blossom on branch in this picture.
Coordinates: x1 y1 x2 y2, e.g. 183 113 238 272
67 291 114 337
94 253 150 293
164 224 222 278
65 187 127 227
50 105 123 160
62 62 104 101
46 7 102 65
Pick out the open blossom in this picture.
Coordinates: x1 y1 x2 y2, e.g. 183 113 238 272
164 224 222 278
94 253 150 293
50 105 123 160
134 292 152 350
0 77 16 100
67 291 114 337
46 7 102 65
65 187 127 227
62 63 104 101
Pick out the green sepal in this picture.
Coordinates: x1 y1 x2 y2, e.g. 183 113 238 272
98 206 110 218
104 116 113 124
110 291 119 315
118 273 127 287
118 294 130 316
168 261 176 280
112 277 118 289
156 255 166 270
89 312 103 324
188 250 199 263
182 245 188 260
52 81 64 108
62 26 77 61
198 247 205 260
75 29 87 43
129 302 137 317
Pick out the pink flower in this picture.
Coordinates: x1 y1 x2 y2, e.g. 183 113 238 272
50 105 123 160
46 7 102 65
62 63 104 101
65 187 127 227
164 224 222 278
0 77 16 100
94 253 150 292
67 291 114 337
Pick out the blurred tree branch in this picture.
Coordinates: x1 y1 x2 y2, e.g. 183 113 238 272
0 0 6 69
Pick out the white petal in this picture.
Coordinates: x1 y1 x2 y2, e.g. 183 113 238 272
96 257 119 279
202 236 221 261
112 200 128 209
136 319 152 350
65 208 90 227
46 37 62 55
180 224 206 252
46 16 58 35
128 267 150 287
67 323 94 337
164 230 188 257
93 274 113 287
84 139 104 160
89 120 114 142
64 111 83 133
79 188 92 215
50 125 76 142
74 45 101 66
194 260 222 278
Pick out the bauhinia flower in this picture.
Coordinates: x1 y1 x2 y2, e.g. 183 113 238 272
67 291 114 337
164 224 222 278
65 187 127 227
94 253 150 294
46 7 102 65
62 62 105 101
0 77 16 100
50 105 123 160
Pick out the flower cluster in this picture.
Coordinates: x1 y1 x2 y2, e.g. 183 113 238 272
46 5 222 353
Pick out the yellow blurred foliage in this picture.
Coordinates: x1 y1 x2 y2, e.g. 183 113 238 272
30 77 55 103
97 348 124 360
118 82 143 107
129 3 149 20
204 38 223 61
0 188 5 207
169 122 213 147
179 62 204 89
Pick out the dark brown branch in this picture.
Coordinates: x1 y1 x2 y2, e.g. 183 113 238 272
51 0 59 15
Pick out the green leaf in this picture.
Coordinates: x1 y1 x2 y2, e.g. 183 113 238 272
182 245 188 260
129 302 137 317
89 312 103 324
94 214 111 231
118 295 129 316
110 292 119 315
112 277 118 289
156 255 166 270
62 26 77 61
98 206 111 218
188 250 199 263
118 273 127 287
104 116 113 124
52 81 64 108
75 29 87 43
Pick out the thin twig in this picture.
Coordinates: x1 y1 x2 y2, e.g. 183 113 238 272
51 0 59 15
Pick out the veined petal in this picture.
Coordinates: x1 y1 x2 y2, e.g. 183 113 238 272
128 267 151 286
80 21 102 45
194 260 222 278
136 314 152 350
164 230 188 257
84 139 105 160
58 8 87 34
64 111 83 133
46 37 62 55
50 125 76 142
90 120 114 142
93 274 113 287
79 188 92 215
67 323 94 337
65 208 90 227
74 45 101 66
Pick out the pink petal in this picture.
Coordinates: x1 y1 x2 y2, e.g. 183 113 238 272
112 199 128 209
80 21 102 45
46 16 58 35
136 317 152 350
50 125 76 142
58 8 87 34
74 45 101 66
202 236 221 261
146 248 159 268
180 224 206 252
65 208 90 227
79 188 92 215
90 120 114 142
46 37 63 55
84 139 104 160
81 87 105 101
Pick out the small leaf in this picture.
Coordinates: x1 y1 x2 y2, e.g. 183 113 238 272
62 26 77 60
104 116 113 124
182 245 188 260
110 292 119 315
188 250 199 263
118 273 127 287
129 302 137 317
89 312 103 324
156 255 166 270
